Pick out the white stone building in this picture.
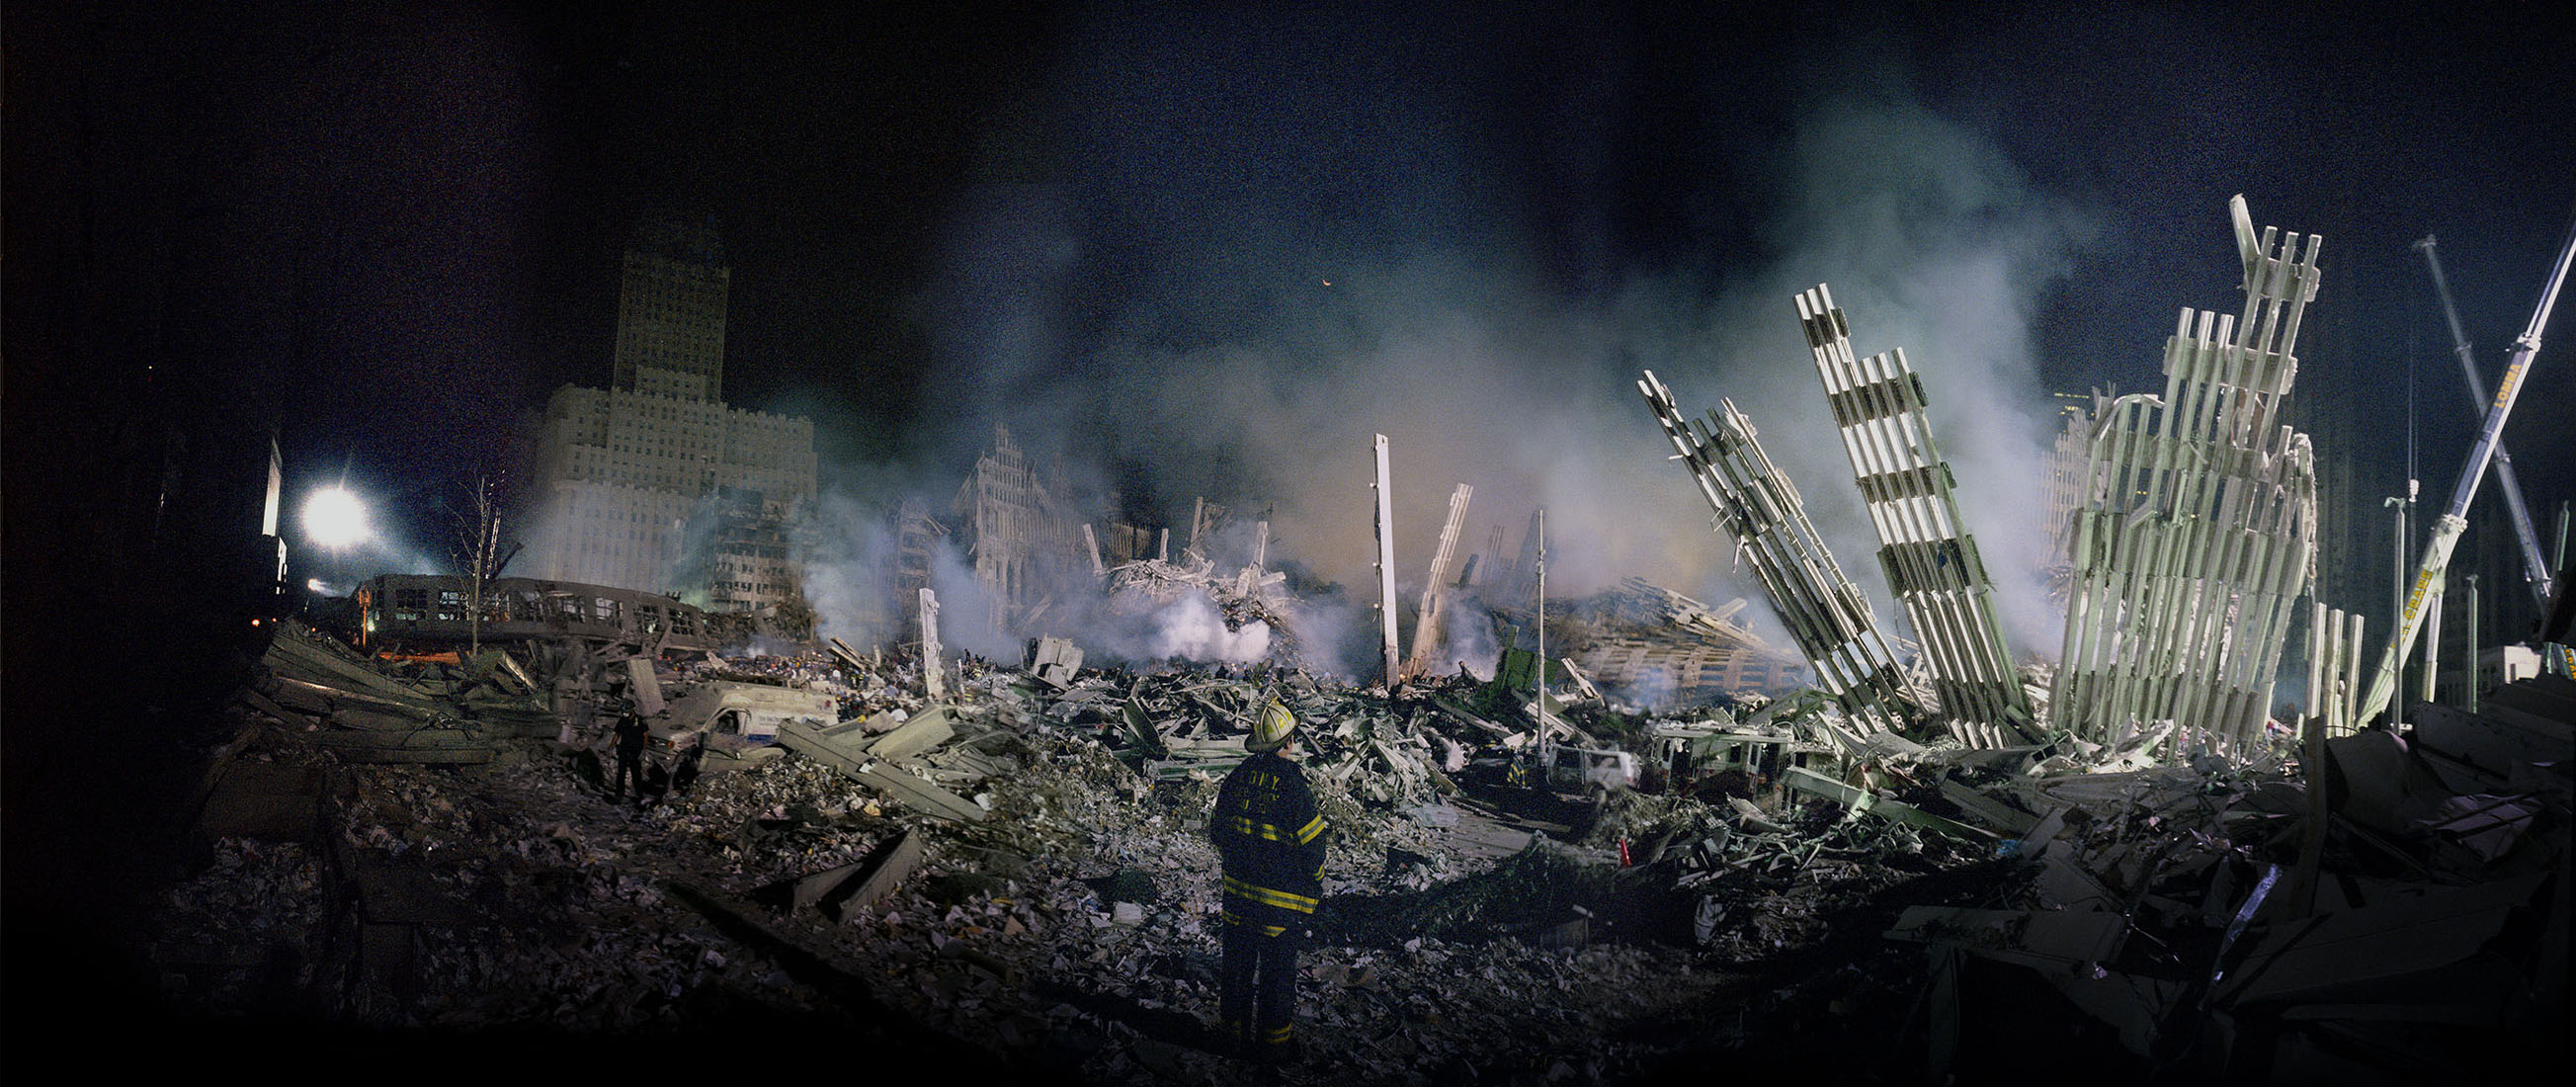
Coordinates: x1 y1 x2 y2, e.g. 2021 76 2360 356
519 216 815 613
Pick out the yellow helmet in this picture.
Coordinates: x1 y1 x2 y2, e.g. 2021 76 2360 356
1250 700 1296 752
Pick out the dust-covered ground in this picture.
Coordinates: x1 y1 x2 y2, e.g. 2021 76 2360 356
134 665 2025 1086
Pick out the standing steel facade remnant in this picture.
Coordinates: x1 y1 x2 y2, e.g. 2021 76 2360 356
2040 390 2113 606
2053 197 2322 755
918 587 946 701
1401 483 1475 682
1794 285 2036 747
951 425 1085 634
1639 371 1910 733
2305 603 2368 742
1371 434 1401 688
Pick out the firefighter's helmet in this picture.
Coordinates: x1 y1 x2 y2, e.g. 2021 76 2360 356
1250 700 1297 752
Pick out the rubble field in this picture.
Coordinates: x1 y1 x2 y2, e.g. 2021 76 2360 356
139 622 2571 1085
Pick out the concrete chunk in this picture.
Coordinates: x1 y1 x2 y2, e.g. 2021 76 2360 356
625 655 664 715
1030 636 1084 689
866 705 956 762
775 718 984 823
802 829 926 921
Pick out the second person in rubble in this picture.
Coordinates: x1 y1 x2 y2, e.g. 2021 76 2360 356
1210 700 1329 1066
611 705 649 804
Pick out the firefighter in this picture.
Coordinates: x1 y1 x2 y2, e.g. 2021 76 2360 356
611 707 649 804
1211 700 1328 1065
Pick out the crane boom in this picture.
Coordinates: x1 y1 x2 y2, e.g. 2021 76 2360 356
2361 213 2576 724
2414 234 2554 608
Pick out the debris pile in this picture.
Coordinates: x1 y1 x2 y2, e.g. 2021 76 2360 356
1556 579 1809 710
1101 552 1302 665
1825 679 2565 1083
151 621 2570 1082
165 632 1767 1078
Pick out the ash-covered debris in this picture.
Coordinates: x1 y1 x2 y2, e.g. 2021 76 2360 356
1103 551 1297 661
138 613 2569 1084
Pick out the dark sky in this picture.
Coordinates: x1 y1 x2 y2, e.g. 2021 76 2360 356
11 0 2575 619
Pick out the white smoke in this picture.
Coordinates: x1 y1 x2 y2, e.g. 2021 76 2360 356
1139 592 1273 664
1438 596 1504 680
792 485 904 651
863 12 2103 673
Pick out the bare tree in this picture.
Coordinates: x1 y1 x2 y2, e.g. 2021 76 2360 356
451 472 517 656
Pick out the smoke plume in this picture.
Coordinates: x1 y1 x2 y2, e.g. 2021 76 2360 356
850 8 2101 673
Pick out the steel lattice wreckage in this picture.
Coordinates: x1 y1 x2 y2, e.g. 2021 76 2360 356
166 199 2568 1083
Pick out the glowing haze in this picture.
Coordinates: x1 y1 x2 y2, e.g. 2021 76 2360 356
808 10 2102 675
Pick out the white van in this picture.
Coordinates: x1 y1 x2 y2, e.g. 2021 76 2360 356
653 681 838 753
1544 745 1639 797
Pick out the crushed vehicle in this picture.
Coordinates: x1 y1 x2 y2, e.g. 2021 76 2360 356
1541 742 1638 799
646 679 840 771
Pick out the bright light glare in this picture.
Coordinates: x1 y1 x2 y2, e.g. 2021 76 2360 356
302 487 372 549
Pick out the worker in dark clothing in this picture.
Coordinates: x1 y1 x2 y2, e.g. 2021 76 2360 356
1210 700 1328 1065
611 709 649 804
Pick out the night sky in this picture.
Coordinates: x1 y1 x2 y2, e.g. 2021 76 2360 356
10 0 2575 620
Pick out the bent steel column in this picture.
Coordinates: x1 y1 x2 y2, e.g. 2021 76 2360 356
1639 371 1910 733
1794 284 2036 747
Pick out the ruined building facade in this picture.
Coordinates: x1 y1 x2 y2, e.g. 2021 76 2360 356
520 215 817 613
611 214 729 401
951 426 1088 633
2054 199 2323 754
